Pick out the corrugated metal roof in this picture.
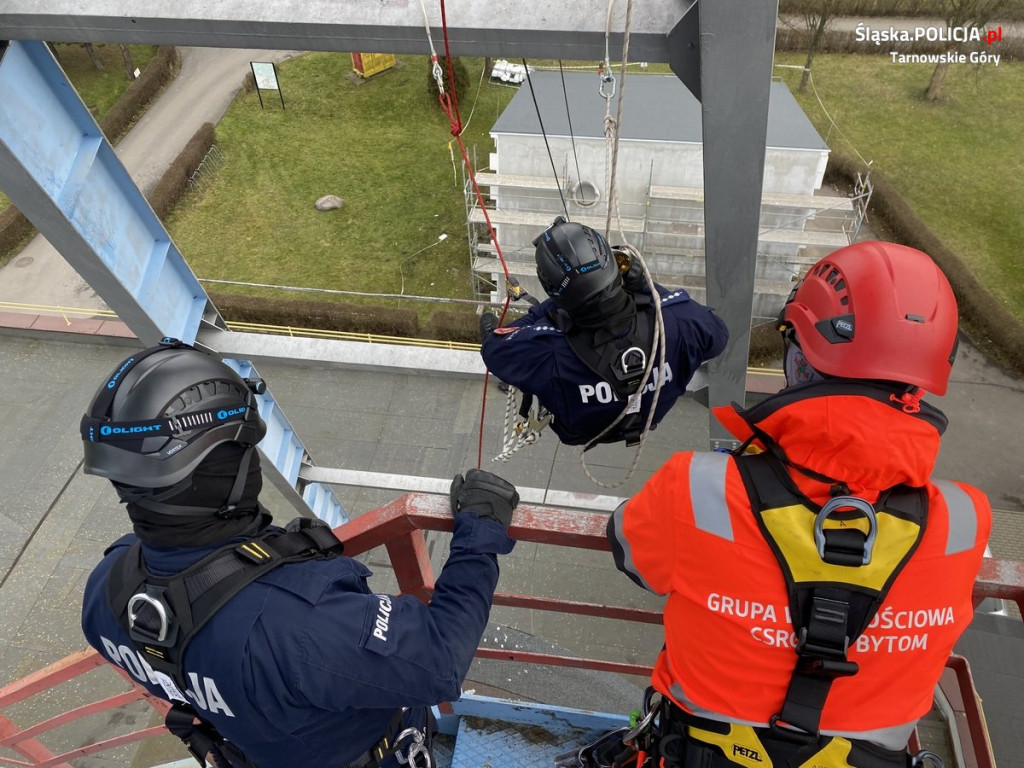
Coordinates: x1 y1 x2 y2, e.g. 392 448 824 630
491 71 828 151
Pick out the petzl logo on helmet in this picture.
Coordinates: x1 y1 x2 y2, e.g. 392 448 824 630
100 424 162 436
217 406 247 420
106 358 136 389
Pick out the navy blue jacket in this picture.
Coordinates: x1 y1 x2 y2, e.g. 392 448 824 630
481 286 728 445
81 513 515 768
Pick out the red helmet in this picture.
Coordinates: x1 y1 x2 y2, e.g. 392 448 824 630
781 241 959 395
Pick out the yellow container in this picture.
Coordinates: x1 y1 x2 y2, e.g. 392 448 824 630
351 53 396 78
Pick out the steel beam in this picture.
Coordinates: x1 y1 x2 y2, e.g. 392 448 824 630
0 40 216 346
0 40 347 525
0 1 683 62
688 0 780 449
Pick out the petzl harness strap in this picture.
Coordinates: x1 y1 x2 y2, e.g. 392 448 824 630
106 522 344 691
736 452 928 735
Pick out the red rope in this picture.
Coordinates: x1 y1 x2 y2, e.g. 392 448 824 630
433 1 516 467
438 0 463 133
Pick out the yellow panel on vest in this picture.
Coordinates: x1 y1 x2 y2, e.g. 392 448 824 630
798 736 854 768
761 505 921 590
688 724 774 768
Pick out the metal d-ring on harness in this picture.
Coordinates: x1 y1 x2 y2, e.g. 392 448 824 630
814 496 879 566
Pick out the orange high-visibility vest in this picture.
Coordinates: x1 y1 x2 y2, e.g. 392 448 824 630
611 450 990 750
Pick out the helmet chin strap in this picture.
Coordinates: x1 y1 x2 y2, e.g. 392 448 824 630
115 446 257 518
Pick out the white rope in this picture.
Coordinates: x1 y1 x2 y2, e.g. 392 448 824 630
492 385 550 463
579 245 667 489
601 0 636 242
417 0 446 94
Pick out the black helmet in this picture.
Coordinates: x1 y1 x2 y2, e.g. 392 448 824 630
80 340 266 489
534 217 621 314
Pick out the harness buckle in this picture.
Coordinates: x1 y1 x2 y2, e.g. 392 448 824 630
798 656 859 679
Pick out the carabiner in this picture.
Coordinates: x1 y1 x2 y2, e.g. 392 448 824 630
394 727 433 768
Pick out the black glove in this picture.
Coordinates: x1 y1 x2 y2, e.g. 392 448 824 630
450 468 519 529
479 311 499 343
622 258 647 293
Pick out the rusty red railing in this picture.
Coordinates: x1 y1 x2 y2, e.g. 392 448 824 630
1 493 1019 768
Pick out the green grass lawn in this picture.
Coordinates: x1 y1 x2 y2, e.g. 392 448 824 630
169 50 1024 326
164 53 518 308
774 53 1024 321
53 43 159 117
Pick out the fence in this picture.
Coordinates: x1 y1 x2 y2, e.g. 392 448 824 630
2 493 1020 767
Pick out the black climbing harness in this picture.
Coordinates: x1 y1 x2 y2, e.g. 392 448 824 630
105 519 438 768
558 292 656 447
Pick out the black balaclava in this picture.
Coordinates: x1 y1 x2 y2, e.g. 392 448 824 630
565 281 636 336
118 442 270 547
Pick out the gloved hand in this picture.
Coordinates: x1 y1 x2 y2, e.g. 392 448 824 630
285 516 331 533
479 311 499 343
450 468 519 529
622 257 647 293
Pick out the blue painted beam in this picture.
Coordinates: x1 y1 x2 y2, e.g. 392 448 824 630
0 40 347 525
223 358 347 528
0 40 212 346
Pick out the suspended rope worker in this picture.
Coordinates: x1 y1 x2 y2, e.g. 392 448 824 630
479 217 729 482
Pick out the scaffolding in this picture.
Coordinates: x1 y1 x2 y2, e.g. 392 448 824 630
464 164 872 324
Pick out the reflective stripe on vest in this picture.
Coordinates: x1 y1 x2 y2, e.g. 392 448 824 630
932 479 978 555
610 501 663 595
690 452 733 541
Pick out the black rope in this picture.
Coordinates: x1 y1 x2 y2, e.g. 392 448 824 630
522 58 570 220
559 60 587 206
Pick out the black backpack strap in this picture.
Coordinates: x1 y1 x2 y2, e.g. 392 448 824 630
165 701 257 768
736 452 928 736
108 525 344 691
565 302 655 400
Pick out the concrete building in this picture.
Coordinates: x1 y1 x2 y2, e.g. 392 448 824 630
471 72 861 321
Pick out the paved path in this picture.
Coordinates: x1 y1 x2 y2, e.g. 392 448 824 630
0 47 298 310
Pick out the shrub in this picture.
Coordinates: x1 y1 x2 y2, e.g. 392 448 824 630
100 46 181 143
429 309 479 343
211 293 421 338
0 206 35 262
148 123 216 219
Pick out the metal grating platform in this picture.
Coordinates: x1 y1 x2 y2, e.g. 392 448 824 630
451 715 604 768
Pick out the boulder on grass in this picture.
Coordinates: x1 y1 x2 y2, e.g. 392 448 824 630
315 195 346 211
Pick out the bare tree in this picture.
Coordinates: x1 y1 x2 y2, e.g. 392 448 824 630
83 43 103 70
119 45 137 80
779 0 835 94
925 0 1009 102
799 0 833 93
